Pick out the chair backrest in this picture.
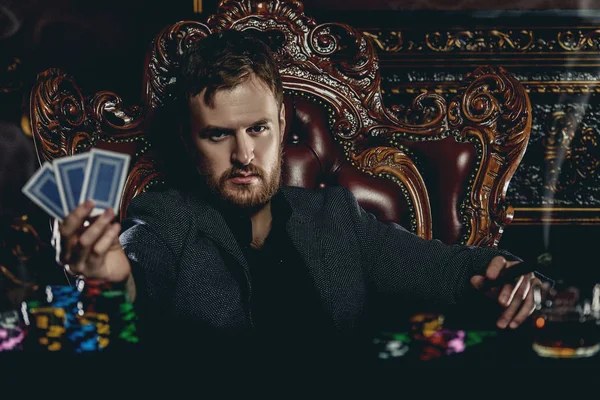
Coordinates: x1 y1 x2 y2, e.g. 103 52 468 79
29 0 531 247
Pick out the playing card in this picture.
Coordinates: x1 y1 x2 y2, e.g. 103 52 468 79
80 148 131 217
54 153 90 214
21 162 67 221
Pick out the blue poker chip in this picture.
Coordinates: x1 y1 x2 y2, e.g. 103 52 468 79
68 322 99 353
66 320 95 339
76 337 99 353
45 285 81 307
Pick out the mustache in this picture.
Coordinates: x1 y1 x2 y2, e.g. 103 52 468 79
225 164 264 179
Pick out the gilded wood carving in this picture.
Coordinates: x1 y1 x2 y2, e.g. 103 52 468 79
448 66 531 246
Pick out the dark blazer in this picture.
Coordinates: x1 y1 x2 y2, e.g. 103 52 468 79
120 185 515 337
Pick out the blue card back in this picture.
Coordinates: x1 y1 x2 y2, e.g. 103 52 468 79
54 153 90 213
80 149 130 215
22 162 67 220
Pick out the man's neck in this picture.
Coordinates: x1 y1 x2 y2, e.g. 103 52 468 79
249 202 272 249
201 188 276 249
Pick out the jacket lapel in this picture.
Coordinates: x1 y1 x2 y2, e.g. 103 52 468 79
185 190 248 270
285 211 338 327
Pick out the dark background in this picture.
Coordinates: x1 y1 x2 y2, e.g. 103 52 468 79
1 0 599 298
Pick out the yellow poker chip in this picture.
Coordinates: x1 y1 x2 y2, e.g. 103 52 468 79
409 313 430 323
30 307 67 331
48 341 62 351
46 325 66 338
30 307 66 318
423 319 443 332
96 324 110 336
422 328 437 338
410 313 445 336
39 337 63 351
410 313 444 325
78 312 110 325
77 312 112 349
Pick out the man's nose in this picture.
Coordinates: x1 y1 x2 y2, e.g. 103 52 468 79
232 134 254 166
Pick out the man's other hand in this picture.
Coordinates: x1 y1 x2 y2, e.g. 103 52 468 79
470 256 542 330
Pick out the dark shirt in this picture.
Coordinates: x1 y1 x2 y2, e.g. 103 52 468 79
224 191 331 339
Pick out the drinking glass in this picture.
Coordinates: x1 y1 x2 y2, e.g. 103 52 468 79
531 282 600 358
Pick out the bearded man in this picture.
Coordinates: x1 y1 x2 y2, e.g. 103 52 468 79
58 30 542 360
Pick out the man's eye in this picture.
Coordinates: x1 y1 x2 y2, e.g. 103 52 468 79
209 132 229 141
248 126 266 134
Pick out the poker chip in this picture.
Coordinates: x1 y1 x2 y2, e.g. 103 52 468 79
374 338 410 359
410 313 445 338
0 310 25 352
0 310 20 330
67 320 99 353
117 302 140 344
118 322 139 345
372 332 413 360
408 313 467 360
0 327 25 352
47 284 82 327
28 306 67 351
78 312 110 350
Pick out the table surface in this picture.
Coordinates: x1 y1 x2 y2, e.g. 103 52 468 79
2 296 599 372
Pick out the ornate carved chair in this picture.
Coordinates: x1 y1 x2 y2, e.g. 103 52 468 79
28 0 531 248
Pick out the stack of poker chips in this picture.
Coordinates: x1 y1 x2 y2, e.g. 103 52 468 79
409 313 466 360
0 310 25 352
117 301 140 346
19 279 139 353
77 279 139 349
77 279 140 349
21 283 89 352
373 332 411 360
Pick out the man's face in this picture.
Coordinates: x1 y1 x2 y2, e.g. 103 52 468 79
188 75 286 210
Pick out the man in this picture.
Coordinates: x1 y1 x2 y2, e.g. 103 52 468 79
58 30 541 359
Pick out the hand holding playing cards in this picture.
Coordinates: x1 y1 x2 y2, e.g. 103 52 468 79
22 149 134 287
58 200 131 283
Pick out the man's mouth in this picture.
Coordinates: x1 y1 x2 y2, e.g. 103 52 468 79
228 174 259 184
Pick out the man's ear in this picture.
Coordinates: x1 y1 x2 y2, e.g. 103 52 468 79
279 102 286 144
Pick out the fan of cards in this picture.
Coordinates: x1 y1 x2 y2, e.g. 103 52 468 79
22 149 131 220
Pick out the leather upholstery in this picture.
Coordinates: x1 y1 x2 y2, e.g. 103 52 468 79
395 138 476 245
281 94 412 229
